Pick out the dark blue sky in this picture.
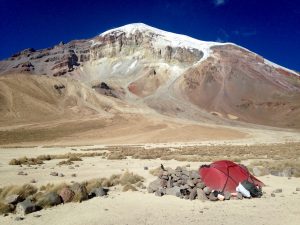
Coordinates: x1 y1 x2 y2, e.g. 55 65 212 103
0 0 299 70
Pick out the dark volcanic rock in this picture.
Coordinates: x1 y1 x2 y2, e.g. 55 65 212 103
16 199 39 215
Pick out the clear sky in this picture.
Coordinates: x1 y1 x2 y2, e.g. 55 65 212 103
0 0 299 71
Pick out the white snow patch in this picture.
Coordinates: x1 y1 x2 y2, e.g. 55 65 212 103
99 23 228 60
264 59 299 77
112 62 122 73
127 60 137 72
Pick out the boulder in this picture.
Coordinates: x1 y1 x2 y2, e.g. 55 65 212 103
59 187 75 203
37 192 62 208
160 179 168 187
189 171 200 179
5 195 23 205
197 188 208 201
89 187 108 197
148 178 161 193
70 183 88 202
16 199 39 215
165 187 181 197
252 166 269 176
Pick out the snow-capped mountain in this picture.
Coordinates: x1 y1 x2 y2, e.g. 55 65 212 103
1 23 300 128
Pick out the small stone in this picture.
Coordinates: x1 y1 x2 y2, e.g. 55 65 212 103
224 191 231 200
144 166 148 170
17 171 27 176
196 182 205 189
187 180 195 187
271 193 276 197
165 186 181 197
15 216 25 221
155 187 165 197
186 164 191 167
71 173 77 177
237 192 243 200
189 188 197 200
50 172 58 176
273 189 282 193
16 199 39 215
58 173 64 177
296 187 300 191
33 214 41 218
160 179 168 187
203 187 212 195
30 179 37 183
167 177 173 188
197 188 208 201
68 166 75 169
75 165 79 167
208 192 218 201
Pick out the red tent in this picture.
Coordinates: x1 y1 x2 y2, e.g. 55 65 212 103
199 160 264 193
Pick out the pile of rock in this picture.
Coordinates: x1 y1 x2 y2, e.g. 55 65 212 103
3 183 109 216
148 166 233 201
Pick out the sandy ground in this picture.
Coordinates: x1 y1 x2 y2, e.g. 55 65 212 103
0 146 300 225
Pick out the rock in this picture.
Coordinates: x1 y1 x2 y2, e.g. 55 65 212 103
167 177 173 188
282 167 292 177
148 178 161 193
68 166 75 169
189 171 200 179
37 192 62 207
155 187 165 197
189 188 197 200
16 199 39 215
15 216 24 221
160 179 168 187
17 171 27 176
237 192 243 200
224 191 231 200
90 187 108 197
5 195 23 205
273 189 282 193
58 173 64 177
175 166 182 172
161 175 169 180
252 166 269 176
144 166 148 170
208 192 218 201
70 183 88 202
203 187 212 195
165 187 181 197
71 173 77 177
30 179 37 183
196 182 205 189
197 188 208 201
296 187 300 191
271 193 276 197
59 187 75 203
187 180 195 187
50 172 58 176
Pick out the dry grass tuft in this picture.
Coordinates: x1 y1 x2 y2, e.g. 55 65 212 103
0 202 13 215
119 171 144 185
39 183 68 194
122 183 137 192
0 184 37 202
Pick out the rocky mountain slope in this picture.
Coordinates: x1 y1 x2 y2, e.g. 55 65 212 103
1 23 300 128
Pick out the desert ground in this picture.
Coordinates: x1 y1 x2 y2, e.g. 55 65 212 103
0 139 300 225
